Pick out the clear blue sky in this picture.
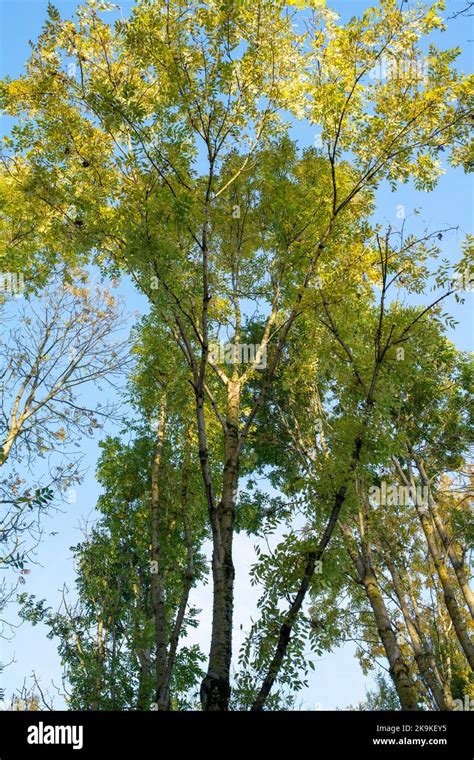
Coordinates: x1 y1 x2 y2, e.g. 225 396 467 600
0 0 472 710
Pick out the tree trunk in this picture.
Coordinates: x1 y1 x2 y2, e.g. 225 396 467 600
91 616 106 710
415 502 474 670
415 458 474 619
406 573 455 710
343 530 421 711
201 380 240 711
363 574 421 710
393 457 474 670
150 404 170 710
251 437 363 711
136 649 152 710
161 431 195 709
386 558 453 710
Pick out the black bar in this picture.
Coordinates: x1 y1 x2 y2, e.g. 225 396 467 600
0 710 472 757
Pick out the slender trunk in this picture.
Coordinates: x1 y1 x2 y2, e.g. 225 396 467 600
150 404 169 710
406 574 454 709
386 558 453 710
415 458 474 618
394 458 474 670
131 559 153 710
416 503 474 670
201 380 240 711
343 535 421 710
136 649 152 710
1 418 23 467
430 502 474 618
251 437 363 711
161 431 195 709
91 616 106 710
250 550 317 712
363 576 420 711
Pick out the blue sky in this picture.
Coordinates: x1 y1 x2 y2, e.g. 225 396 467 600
0 0 472 710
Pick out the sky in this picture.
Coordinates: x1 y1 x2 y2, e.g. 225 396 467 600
0 0 472 710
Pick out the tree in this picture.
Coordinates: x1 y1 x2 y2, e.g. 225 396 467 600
0 272 130 703
0 275 130 572
236 225 472 708
20 318 209 710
